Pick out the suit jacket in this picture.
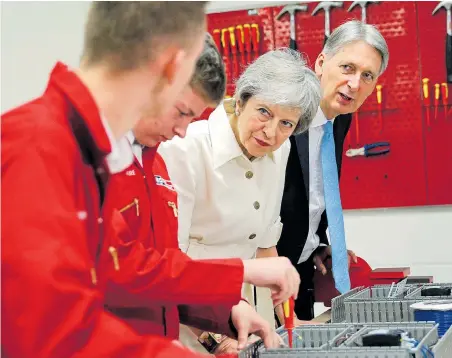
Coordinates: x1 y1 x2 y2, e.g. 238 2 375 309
277 113 353 266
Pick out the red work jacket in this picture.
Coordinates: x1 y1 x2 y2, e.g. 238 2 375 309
1 62 242 358
103 142 241 339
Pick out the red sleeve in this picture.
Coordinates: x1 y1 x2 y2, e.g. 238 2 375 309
0 131 215 358
105 210 244 307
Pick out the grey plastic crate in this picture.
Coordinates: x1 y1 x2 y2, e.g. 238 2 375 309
331 287 364 323
342 322 438 358
342 285 426 323
332 285 421 324
405 283 452 299
239 322 452 358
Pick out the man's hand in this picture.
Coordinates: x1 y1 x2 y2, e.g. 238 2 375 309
242 257 300 306
313 246 357 275
230 300 283 351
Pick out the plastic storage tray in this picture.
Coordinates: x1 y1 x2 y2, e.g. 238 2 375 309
239 322 452 358
332 284 452 323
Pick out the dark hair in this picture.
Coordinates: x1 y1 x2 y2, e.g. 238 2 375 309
190 33 226 105
82 1 208 72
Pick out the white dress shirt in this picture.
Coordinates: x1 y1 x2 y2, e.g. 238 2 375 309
125 131 144 166
100 116 134 174
158 104 290 260
297 107 334 264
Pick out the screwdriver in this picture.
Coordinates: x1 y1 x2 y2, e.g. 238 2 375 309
376 84 383 132
283 297 295 348
422 78 430 127
441 83 449 120
434 83 440 120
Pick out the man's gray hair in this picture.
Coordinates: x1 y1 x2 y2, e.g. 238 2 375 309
234 48 321 135
323 20 389 75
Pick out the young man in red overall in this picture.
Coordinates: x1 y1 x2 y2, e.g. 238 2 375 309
2 3 300 358
103 33 288 354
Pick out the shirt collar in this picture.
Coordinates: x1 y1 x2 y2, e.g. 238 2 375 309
100 116 134 174
311 106 335 129
209 104 275 170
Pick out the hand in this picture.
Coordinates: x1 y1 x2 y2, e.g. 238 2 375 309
230 300 282 350
242 257 300 306
312 246 357 275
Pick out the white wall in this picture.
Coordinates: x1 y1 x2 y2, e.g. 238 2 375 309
2 1 451 282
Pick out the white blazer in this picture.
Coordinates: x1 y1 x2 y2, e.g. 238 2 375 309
158 104 290 260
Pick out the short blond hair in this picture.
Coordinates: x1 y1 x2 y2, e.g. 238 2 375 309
82 1 207 72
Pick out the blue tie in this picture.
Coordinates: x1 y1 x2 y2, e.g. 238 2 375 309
321 121 351 294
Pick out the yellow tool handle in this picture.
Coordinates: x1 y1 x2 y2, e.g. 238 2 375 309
283 300 290 318
221 28 228 48
251 23 260 42
442 83 449 99
376 84 382 104
236 25 244 42
422 78 429 99
228 27 236 46
435 84 440 100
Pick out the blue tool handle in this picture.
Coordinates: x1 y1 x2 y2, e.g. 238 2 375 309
365 149 390 157
365 142 390 150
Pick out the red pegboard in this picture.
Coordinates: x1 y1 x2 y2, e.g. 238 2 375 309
204 2 451 209
417 1 452 206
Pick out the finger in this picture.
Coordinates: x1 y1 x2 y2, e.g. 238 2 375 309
236 325 250 350
257 324 273 349
314 256 327 275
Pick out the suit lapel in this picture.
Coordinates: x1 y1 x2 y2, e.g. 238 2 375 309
294 131 310 199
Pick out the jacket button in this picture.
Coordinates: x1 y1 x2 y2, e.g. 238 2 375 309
249 234 256 240
253 201 260 210
245 171 253 179
97 217 103 224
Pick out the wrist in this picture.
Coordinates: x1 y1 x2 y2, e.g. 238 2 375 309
197 332 228 354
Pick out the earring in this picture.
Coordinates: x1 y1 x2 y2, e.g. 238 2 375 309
235 110 240 116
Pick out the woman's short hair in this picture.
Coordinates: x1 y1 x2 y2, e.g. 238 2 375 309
234 48 321 134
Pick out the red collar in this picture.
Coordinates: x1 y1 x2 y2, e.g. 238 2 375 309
48 62 111 157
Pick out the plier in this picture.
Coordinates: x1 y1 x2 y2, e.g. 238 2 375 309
346 142 390 157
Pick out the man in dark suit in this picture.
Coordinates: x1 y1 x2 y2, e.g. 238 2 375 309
277 20 390 321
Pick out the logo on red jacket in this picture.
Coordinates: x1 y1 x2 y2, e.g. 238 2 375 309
155 175 175 191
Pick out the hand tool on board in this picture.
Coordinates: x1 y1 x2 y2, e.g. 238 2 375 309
311 2 343 45
276 4 308 51
422 78 431 127
346 2 381 146
235 25 246 69
228 27 238 80
346 142 390 157
250 24 260 60
221 28 231 82
348 1 379 24
376 84 383 132
432 1 452 83
442 83 449 119
434 83 440 120
282 297 295 348
354 111 360 146
243 24 252 64
212 29 222 53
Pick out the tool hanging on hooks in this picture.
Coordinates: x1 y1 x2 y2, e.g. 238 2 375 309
434 83 440 120
276 4 308 51
441 83 449 119
376 84 383 132
422 78 431 127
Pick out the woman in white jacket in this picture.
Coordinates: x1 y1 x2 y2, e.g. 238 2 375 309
158 48 321 354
